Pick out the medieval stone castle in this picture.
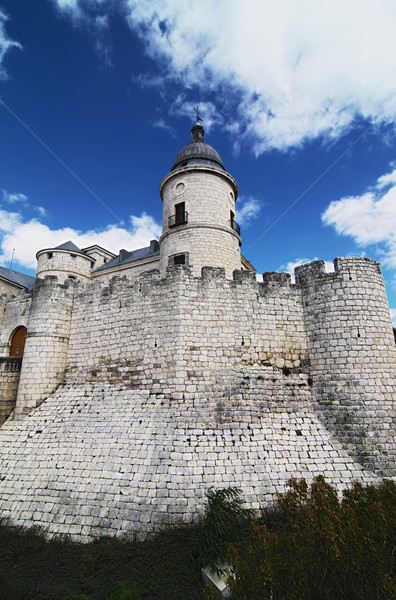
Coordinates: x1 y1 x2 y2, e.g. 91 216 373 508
0 122 395 539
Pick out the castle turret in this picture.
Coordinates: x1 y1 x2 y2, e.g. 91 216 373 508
295 257 396 477
36 241 94 283
14 278 75 419
159 121 242 278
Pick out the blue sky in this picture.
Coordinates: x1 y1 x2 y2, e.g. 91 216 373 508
1 1 396 319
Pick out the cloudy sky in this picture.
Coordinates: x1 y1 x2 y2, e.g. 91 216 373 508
1 0 396 317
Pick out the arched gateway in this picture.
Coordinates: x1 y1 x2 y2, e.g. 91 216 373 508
9 326 27 358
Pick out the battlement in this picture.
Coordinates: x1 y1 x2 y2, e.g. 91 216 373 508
295 256 382 286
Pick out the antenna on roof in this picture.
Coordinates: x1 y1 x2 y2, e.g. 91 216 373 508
9 249 15 270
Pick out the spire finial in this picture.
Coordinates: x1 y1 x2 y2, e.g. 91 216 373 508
193 106 203 125
191 106 204 142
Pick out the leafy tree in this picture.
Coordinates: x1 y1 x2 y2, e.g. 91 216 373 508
198 487 253 573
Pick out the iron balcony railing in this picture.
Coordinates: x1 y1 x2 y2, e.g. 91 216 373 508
169 211 188 228
229 219 241 236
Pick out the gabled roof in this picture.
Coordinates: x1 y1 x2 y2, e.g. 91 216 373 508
0 266 35 291
93 243 160 273
81 245 116 259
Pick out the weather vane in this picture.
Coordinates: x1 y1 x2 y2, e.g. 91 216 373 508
193 106 203 124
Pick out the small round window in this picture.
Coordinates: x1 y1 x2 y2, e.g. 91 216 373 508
229 191 234 201
175 181 185 195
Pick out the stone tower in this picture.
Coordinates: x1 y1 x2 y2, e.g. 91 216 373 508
13 241 90 419
159 122 242 278
295 258 396 477
36 241 94 283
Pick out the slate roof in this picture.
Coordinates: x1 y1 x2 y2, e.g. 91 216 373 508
54 241 83 253
93 244 160 273
36 241 94 262
0 266 36 290
171 124 225 172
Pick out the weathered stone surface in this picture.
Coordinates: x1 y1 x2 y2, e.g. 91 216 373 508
0 126 395 540
0 258 394 539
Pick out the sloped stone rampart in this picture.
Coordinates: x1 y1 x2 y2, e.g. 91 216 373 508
0 260 394 539
0 377 379 540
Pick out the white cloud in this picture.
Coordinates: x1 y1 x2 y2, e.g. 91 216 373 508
2 190 49 219
171 96 222 133
0 10 22 80
152 118 176 138
390 308 396 327
0 209 161 270
322 166 396 269
51 0 114 64
235 195 262 227
377 165 396 189
123 0 396 153
0 208 21 233
2 190 28 205
33 206 49 218
51 0 396 153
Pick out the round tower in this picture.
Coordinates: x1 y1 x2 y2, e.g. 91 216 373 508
36 241 94 283
159 121 241 278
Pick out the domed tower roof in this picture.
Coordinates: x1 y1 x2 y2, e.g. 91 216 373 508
171 123 225 172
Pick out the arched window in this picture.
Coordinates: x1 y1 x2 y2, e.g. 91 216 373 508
9 326 27 357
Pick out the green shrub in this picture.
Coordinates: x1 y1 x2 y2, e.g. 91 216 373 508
227 476 396 600
107 574 153 600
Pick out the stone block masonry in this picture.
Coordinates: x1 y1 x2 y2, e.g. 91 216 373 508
0 258 394 539
0 357 21 424
14 280 75 419
0 382 379 540
296 258 396 477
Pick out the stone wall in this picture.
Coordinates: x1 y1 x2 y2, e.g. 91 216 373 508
0 280 21 296
0 259 394 539
36 249 93 283
296 257 396 476
0 357 21 424
0 292 32 357
91 258 160 285
14 280 75 419
0 380 379 539
66 266 308 399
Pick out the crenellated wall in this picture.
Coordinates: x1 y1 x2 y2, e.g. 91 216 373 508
0 258 394 539
65 266 308 398
36 249 93 283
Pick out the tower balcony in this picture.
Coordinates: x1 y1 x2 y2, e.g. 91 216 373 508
229 219 240 236
169 211 189 228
